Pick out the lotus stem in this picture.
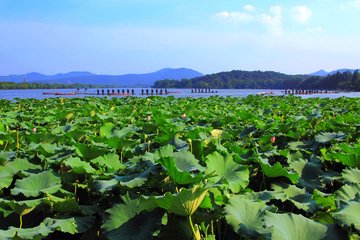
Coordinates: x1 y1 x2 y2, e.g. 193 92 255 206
188 139 193 153
120 147 124 163
188 215 200 240
4 140 8 151
74 180 79 200
147 140 151 152
16 129 19 151
19 214 23 229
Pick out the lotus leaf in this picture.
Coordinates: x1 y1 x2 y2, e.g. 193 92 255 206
259 158 299 184
206 151 249 193
157 151 205 185
315 132 346 144
102 193 157 231
264 212 328 240
341 168 360 184
106 210 163 240
100 122 116 138
11 171 62 197
64 157 96 174
333 201 360 231
149 186 208 216
225 195 270 237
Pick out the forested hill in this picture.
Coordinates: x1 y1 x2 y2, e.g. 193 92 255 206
153 70 360 91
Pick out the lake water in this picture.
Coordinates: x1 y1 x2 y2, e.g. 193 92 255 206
1 88 360 100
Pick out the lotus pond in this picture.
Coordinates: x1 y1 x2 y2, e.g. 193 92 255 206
0 96 359 240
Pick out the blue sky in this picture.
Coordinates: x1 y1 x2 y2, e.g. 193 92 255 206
0 0 360 75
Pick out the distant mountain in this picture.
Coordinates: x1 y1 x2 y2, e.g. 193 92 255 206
0 71 95 83
309 70 328 77
309 68 359 76
328 69 358 75
0 68 203 87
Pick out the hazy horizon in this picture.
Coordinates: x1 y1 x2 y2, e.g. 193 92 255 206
1 0 360 75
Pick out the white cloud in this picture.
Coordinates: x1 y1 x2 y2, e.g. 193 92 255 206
215 5 283 36
260 5 283 36
340 0 360 10
307 26 324 32
292 6 312 24
215 11 254 22
349 0 360 8
243 4 255 12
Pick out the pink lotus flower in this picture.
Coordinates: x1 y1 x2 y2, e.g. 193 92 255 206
181 113 187 119
270 136 276 143
32 128 37 133
147 115 151 121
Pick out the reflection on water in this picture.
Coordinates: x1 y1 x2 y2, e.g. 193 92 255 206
1 88 360 100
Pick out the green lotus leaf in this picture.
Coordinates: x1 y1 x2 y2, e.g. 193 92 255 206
100 122 116 138
290 158 324 192
320 148 360 168
341 168 360 184
112 126 135 138
11 171 62 197
0 217 94 240
260 158 299 184
312 189 336 210
333 201 360 231
38 143 62 156
271 184 318 212
0 151 15 165
4 222 53 240
170 134 188 150
94 162 160 192
0 168 14 191
239 125 257 138
52 198 81 214
158 156 204 185
75 143 109 161
264 212 328 240
0 122 4 132
102 193 157 231
99 136 138 155
91 153 125 172
149 186 208 216
64 157 96 174
315 132 346 144
43 217 95 234
106 210 163 240
205 151 249 193
0 197 45 216
154 144 175 160
335 183 360 203
157 151 205 185
225 195 270 238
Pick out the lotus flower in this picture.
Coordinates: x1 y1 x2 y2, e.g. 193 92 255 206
181 113 187 119
271 136 276 143
147 115 151 121
211 129 223 139
32 128 37 133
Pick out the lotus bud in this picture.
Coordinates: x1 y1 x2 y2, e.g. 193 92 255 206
32 127 37 133
147 115 151 121
181 113 187 119
270 136 276 143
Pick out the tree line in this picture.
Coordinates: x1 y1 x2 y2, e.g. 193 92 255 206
153 70 360 91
